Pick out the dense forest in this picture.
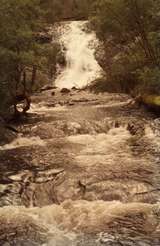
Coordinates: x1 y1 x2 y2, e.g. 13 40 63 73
89 0 160 100
0 0 60 118
0 0 160 119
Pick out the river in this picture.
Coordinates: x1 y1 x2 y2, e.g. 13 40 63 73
0 21 160 246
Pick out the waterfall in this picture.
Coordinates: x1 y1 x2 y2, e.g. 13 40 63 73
55 21 102 89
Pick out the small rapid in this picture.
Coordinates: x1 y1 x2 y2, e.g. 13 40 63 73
0 94 159 245
0 200 158 244
0 136 45 151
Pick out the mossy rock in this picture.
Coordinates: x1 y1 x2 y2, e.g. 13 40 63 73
142 95 160 114
143 95 160 106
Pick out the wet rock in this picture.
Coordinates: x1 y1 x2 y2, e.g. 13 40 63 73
58 101 66 106
60 88 71 94
52 86 57 90
40 85 55 92
142 95 160 115
114 121 120 128
72 86 79 91
0 117 17 145
68 102 75 106
46 103 56 107
127 121 145 136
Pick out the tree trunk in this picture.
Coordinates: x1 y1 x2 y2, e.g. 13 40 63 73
31 65 37 90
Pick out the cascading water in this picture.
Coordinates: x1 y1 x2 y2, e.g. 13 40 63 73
0 21 160 246
55 21 102 89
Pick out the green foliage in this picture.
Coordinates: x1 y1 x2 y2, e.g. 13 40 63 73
137 67 160 94
41 0 92 22
90 0 160 95
0 0 60 116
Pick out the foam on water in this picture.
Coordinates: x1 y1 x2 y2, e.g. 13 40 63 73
30 104 68 114
0 199 158 245
55 21 102 89
0 136 45 150
0 200 157 235
67 127 131 164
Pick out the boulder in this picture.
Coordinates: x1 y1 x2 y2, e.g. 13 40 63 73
142 95 160 114
68 102 75 106
60 88 71 94
127 121 145 136
72 86 79 91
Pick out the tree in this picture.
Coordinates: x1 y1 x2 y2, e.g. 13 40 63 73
90 0 160 95
0 0 59 117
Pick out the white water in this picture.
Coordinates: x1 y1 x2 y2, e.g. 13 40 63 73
0 136 45 150
55 21 102 89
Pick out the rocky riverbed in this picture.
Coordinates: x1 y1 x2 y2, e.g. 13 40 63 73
0 87 160 245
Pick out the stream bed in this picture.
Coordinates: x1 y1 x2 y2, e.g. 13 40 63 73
0 89 160 245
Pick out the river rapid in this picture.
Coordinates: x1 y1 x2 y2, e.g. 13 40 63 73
0 21 160 246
